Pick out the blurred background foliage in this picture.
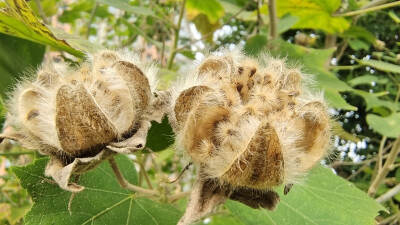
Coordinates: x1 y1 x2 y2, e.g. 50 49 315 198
0 0 400 224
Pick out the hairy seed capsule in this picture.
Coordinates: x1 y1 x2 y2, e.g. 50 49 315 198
0 50 159 192
169 48 332 194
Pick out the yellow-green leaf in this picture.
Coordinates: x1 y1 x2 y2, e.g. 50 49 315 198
186 0 225 24
0 0 96 56
277 0 350 33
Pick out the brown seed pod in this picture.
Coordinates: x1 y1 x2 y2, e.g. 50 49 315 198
0 50 160 192
168 48 332 224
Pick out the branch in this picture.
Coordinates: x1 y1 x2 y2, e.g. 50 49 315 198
0 151 35 156
167 0 186 70
330 154 388 168
34 0 48 24
108 157 159 196
85 2 99 39
375 183 400 203
334 1 400 17
378 136 388 172
267 0 278 40
368 135 400 197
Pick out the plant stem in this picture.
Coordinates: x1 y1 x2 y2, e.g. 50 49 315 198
256 0 263 34
167 0 186 70
138 154 154 189
346 164 368 180
34 0 48 24
375 183 400 203
85 2 99 39
0 151 34 156
108 157 159 196
168 191 190 203
378 136 387 172
330 153 388 168
335 1 400 17
329 64 362 70
368 135 400 197
267 0 278 41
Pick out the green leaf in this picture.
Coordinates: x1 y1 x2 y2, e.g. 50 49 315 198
353 90 397 112
0 33 45 98
348 75 388 87
343 26 377 44
324 89 358 111
146 116 174 152
349 39 370 51
359 59 400 74
367 113 400 138
96 0 155 16
277 0 350 33
0 0 94 56
244 34 268 56
277 14 299 34
12 155 182 225
226 166 386 225
186 0 225 24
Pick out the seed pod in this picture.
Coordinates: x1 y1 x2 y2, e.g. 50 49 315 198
169 49 332 224
0 50 159 192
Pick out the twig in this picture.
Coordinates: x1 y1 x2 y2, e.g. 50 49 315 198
167 191 190 203
167 162 193 183
85 2 99 39
335 41 349 62
167 0 186 70
267 0 278 41
375 183 400 203
0 151 35 156
137 154 154 189
330 154 388 168
256 0 263 34
378 136 388 172
34 0 48 24
329 64 362 70
346 164 369 180
368 135 400 197
334 1 400 17
108 157 159 196
379 212 400 225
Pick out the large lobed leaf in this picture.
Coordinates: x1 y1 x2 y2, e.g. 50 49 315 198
12 155 182 225
226 166 386 225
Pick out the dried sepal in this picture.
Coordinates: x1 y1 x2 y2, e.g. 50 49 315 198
168 48 332 222
0 49 161 192
179 169 281 225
